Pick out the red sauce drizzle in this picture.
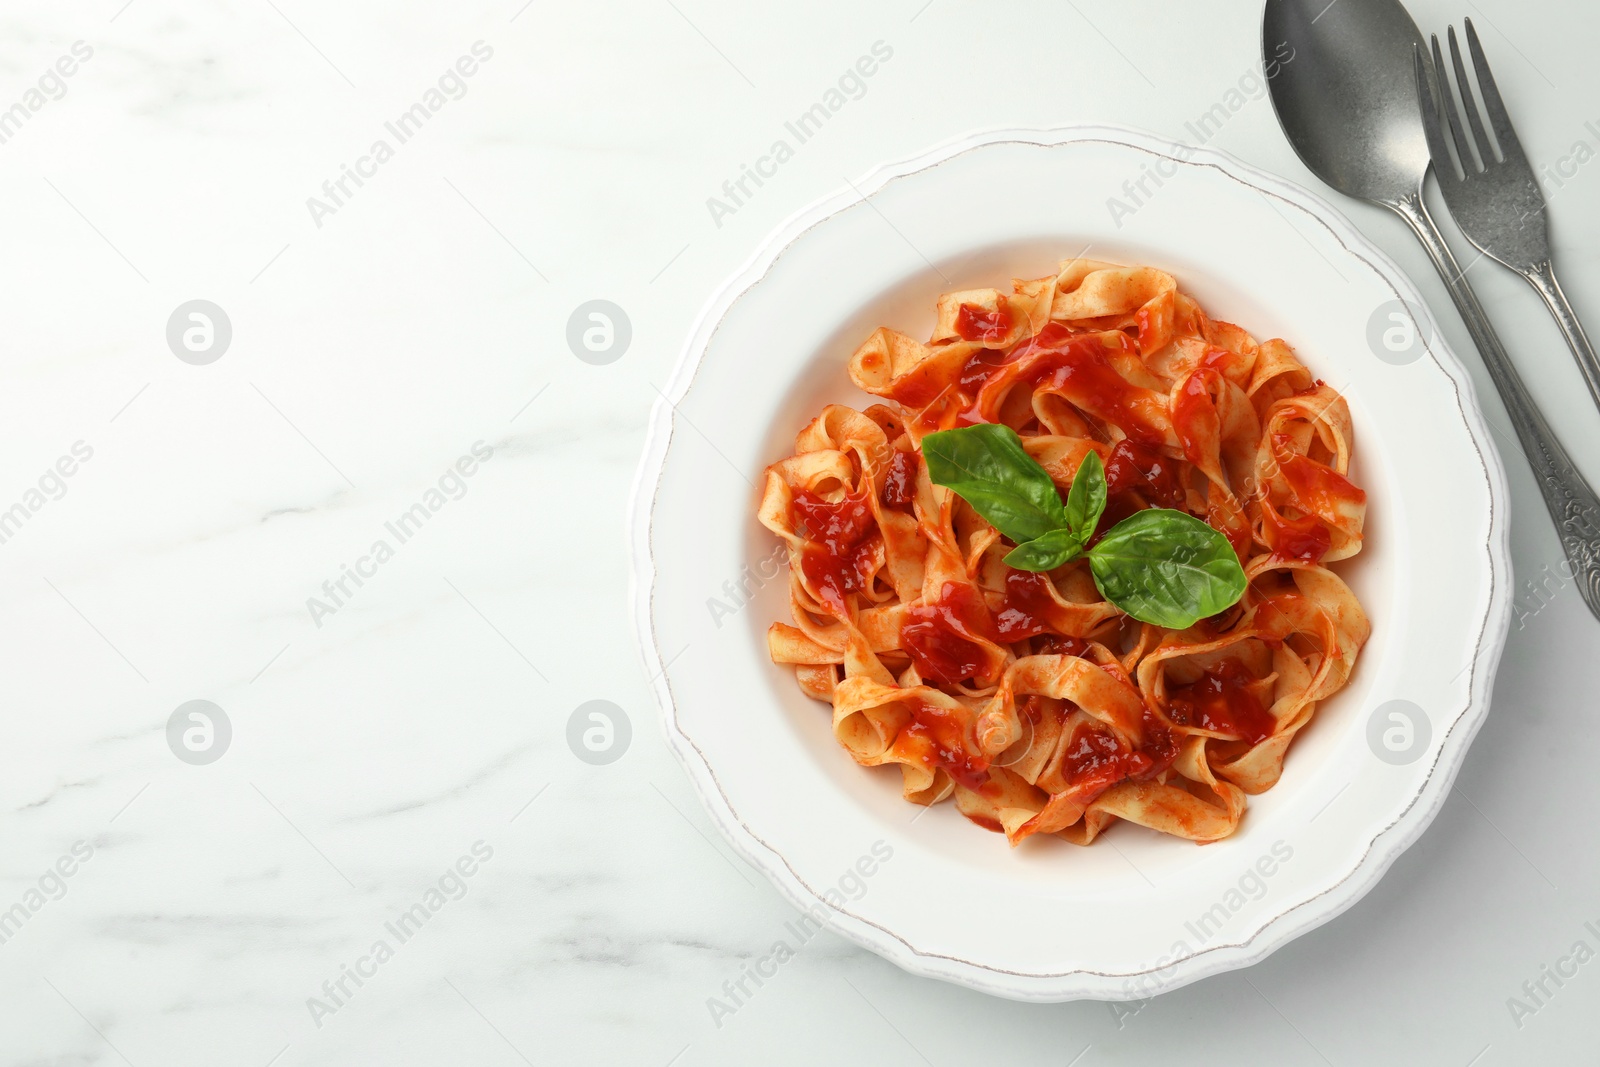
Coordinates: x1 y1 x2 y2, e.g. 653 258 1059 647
791 489 872 553
1035 634 1090 658
884 360 953 409
993 570 1056 641
954 298 1013 343
956 348 1001 390
1063 724 1135 794
790 489 877 613
1136 707 1180 776
1061 711 1177 803
1133 305 1157 349
1263 509 1331 563
1164 660 1276 744
895 346 1015 434
880 450 918 508
1274 435 1366 517
1103 439 1185 508
901 353 1003 434
905 697 990 791
1024 330 1165 447
900 582 996 686
1171 371 1217 467
964 813 1004 833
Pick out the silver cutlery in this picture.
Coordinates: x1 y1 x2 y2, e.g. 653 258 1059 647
1263 0 1600 622
1417 20 1600 414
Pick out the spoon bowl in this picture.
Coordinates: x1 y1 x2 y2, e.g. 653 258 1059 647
1263 0 1429 205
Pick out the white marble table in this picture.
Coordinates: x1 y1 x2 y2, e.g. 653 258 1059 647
2 0 1597 1063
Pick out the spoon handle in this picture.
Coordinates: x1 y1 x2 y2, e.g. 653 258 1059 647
1390 190 1600 623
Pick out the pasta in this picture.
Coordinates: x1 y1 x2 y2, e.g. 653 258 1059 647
758 259 1370 847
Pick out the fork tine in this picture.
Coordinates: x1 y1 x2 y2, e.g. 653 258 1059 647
1413 43 1460 182
1464 17 1530 169
1447 26 1492 166
1430 33 1476 177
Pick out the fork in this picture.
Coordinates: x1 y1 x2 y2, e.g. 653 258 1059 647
1416 19 1600 414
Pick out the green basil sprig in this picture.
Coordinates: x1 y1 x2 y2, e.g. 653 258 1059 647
1086 509 1249 629
921 425 1246 629
919 423 1069 545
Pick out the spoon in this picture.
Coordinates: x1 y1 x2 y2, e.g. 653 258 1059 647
1263 0 1600 622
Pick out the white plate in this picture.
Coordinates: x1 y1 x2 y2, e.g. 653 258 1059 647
630 125 1511 1001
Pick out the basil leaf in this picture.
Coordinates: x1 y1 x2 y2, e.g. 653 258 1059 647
1087 509 1247 629
1064 449 1107 542
1002 528 1083 572
922 424 1069 545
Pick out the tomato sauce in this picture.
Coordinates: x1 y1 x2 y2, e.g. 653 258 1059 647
791 488 878 613
1171 370 1218 467
791 489 871 553
1136 707 1180 775
1133 304 1159 350
1274 435 1366 519
993 570 1056 641
904 697 991 791
1263 508 1331 563
1015 328 1166 447
1056 700 1184 799
1061 708 1177 803
1164 660 1276 744
1035 634 1090 658
798 541 875 614
901 582 996 685
1103 438 1185 508
896 345 1015 433
954 298 1013 343
1063 724 1134 794
957 348 1009 395
883 362 953 410
879 450 918 508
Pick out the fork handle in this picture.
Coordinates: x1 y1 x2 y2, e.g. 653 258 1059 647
1522 261 1600 415
1391 191 1600 623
